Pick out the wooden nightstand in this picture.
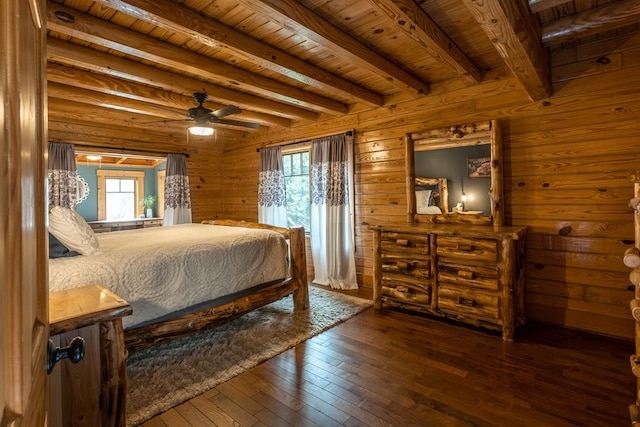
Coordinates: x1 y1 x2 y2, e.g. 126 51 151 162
48 285 132 427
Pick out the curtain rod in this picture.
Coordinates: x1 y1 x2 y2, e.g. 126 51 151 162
72 144 189 158
256 130 353 152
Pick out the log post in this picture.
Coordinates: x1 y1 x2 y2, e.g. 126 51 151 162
491 119 504 226
100 319 127 427
372 227 383 309
500 237 515 341
430 234 438 310
405 134 416 223
290 226 309 311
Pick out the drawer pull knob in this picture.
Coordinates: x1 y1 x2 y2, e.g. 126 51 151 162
46 336 85 374
458 270 474 279
396 239 409 246
457 297 477 307
397 261 409 269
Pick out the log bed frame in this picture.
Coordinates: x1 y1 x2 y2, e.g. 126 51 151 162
124 219 309 352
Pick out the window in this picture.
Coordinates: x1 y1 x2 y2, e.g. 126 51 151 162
97 170 145 220
282 149 310 231
105 178 136 220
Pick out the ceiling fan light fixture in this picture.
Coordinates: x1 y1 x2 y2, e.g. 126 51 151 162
188 126 214 136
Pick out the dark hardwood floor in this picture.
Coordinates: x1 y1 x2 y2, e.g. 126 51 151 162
140 287 635 426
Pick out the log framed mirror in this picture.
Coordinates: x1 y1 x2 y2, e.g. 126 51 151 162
405 119 504 226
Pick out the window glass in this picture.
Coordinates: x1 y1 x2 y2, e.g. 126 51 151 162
283 154 291 176
120 179 135 192
105 178 136 220
105 179 120 192
282 150 310 231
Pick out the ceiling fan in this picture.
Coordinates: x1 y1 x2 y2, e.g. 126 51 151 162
186 92 259 130
149 92 260 134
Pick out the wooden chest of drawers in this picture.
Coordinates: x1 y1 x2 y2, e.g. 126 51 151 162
88 218 163 233
373 223 527 341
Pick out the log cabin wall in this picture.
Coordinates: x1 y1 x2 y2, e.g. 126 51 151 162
220 30 640 340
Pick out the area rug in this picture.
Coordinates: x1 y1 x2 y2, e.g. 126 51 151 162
126 287 373 426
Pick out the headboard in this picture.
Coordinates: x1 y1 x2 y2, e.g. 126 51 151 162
414 177 448 214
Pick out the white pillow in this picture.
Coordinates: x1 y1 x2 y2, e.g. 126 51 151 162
415 190 432 214
48 206 100 256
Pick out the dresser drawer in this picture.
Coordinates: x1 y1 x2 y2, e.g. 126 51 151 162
438 285 500 321
381 274 431 306
381 254 430 279
437 261 498 291
436 236 496 264
381 231 429 256
382 271 429 291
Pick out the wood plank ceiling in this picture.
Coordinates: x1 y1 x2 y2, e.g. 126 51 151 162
46 0 640 150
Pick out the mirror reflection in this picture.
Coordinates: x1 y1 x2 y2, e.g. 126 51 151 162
415 143 491 215
407 120 503 225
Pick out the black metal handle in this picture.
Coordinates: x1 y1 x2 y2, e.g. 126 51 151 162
46 336 85 374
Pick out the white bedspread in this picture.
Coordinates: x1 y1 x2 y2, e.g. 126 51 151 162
49 223 289 328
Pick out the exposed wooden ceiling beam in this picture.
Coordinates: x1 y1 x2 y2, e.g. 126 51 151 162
47 39 303 124
47 73 291 129
47 97 198 133
239 0 429 96
366 0 482 86
48 82 267 131
462 0 551 102
90 0 384 108
53 124 231 151
48 81 184 119
45 1 348 114
49 96 261 135
528 0 569 15
48 120 191 147
541 0 640 45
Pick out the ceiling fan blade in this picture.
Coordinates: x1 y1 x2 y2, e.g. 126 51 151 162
211 118 260 129
212 105 241 118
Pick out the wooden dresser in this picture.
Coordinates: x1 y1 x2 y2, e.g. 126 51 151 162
372 223 527 341
88 218 162 233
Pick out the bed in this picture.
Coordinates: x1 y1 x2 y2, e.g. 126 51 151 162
414 176 448 214
48 212 309 352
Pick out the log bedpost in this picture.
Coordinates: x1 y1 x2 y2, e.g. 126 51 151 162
290 226 309 311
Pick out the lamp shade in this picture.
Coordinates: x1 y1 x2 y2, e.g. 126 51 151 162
188 126 214 136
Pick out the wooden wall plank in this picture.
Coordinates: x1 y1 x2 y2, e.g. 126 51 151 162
217 30 640 340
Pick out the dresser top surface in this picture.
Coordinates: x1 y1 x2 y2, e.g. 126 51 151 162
370 223 527 240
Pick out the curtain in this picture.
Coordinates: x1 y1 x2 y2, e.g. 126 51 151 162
48 142 77 209
310 132 358 290
163 153 192 225
258 146 288 227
